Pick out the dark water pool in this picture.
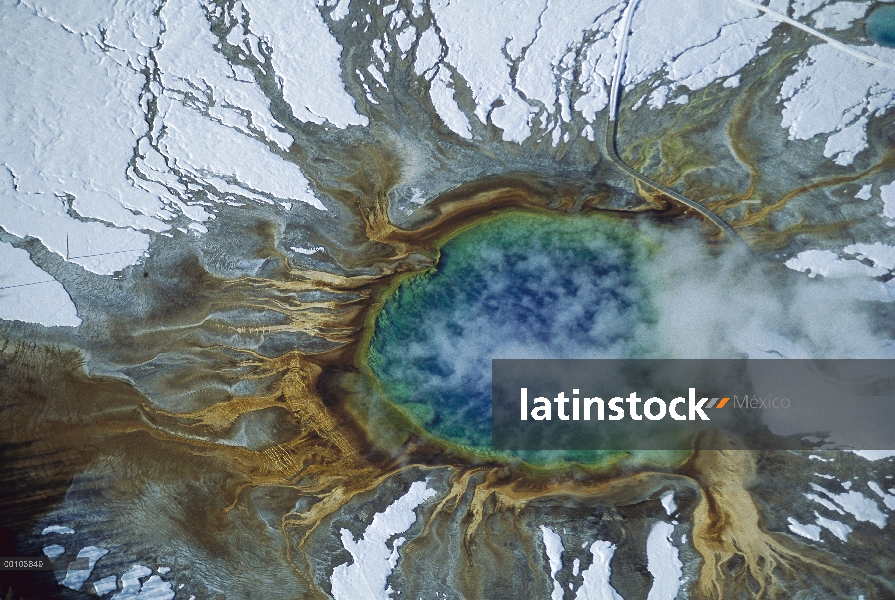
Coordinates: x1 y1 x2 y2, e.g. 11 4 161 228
867 4 895 48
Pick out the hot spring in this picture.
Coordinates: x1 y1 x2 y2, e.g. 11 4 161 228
365 210 662 461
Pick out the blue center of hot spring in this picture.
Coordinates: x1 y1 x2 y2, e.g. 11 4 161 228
367 211 651 449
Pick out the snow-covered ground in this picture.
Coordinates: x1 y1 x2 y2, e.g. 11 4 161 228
790 454 895 546
539 515 685 600
330 480 437 600
3 0 895 328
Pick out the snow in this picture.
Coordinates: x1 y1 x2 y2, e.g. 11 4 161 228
849 450 895 461
824 116 869 165
515 0 618 117
645 522 683 600
660 492 677 516
792 0 829 19
490 94 535 143
413 27 442 78
784 249 887 278
0 241 81 327
788 517 822 541
330 0 351 21
41 525 75 535
114 575 174 599
241 0 368 127
412 0 424 18
61 546 108 591
396 25 417 54
0 174 151 275
723 74 742 88
843 242 895 270
868 481 895 510
779 44 895 167
330 481 437 600
812 1 868 30
648 86 671 110
574 12 618 123
414 0 784 143
156 0 295 152
390 10 407 30
115 566 153 596
809 482 887 527
428 67 474 139
367 63 388 88
0 1 171 234
157 102 326 211
540 526 564 600
429 0 543 143
814 512 852 541
94 575 118 596
108 565 174 600
805 492 846 514
625 0 778 92
855 184 873 200
42 545 65 559
0 1 172 285
575 540 623 600
881 182 895 222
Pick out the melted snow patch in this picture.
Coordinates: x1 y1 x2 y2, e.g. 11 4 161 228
42 545 65 559
61 546 108 591
660 492 677 516
42 525 75 536
575 540 623 600
849 450 895 461
868 481 895 510
94 575 118 596
844 242 895 270
814 512 852 541
788 517 822 541
784 249 886 278
646 522 683 600
330 481 437 600
290 246 325 255
881 182 895 224
810 482 887 527
428 66 474 139
540 526 565 600
109 564 174 600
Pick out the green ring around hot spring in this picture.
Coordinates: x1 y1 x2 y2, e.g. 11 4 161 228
350 208 690 471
